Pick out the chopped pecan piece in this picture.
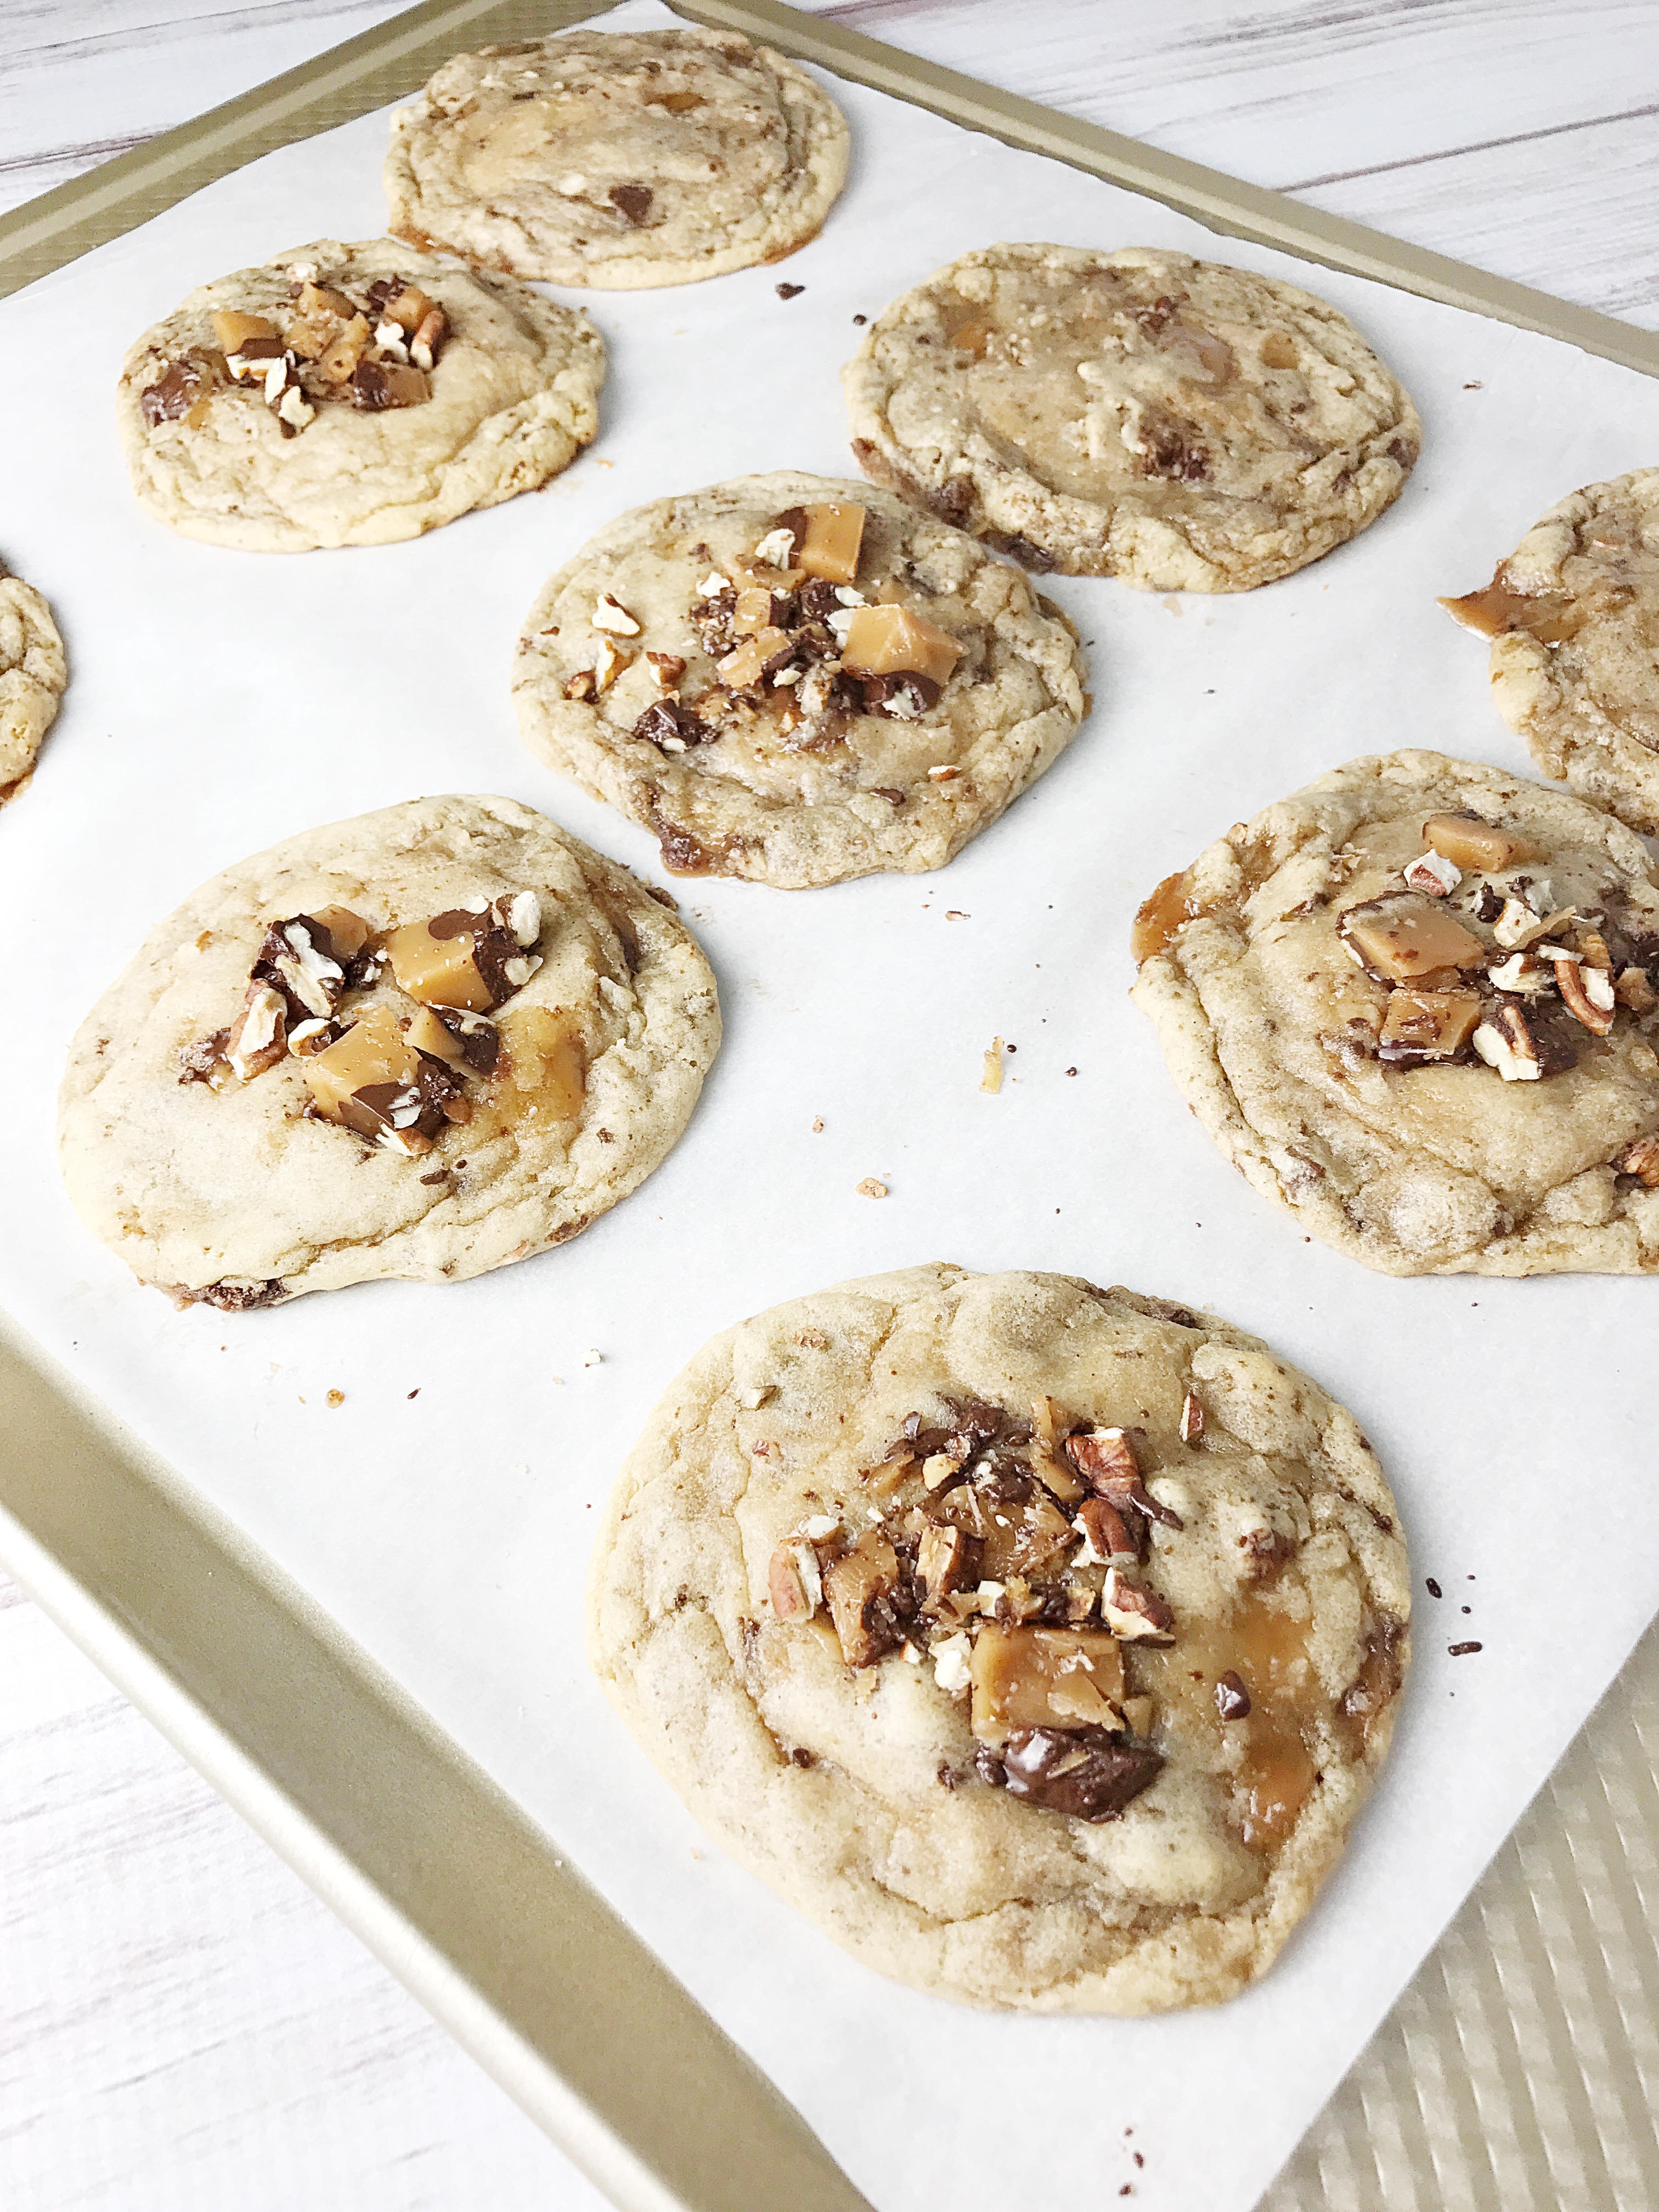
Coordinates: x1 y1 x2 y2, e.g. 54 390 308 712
916 1523 975 1610
178 1029 232 1087
1615 967 1657 1013
1472 1003 1544 1081
1615 1134 1659 1187
768 1538 823 1623
1179 1391 1204 1446
1099 1569 1176 1643
1552 952 1615 1035
1064 1426 1183 1528
225 981 288 1080
1238 1527 1295 1583
1074 1495 1139 1567
1402 850 1460 896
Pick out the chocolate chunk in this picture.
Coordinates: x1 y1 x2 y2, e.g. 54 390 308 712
178 1029 230 1084
985 530 1059 573
1340 1613 1407 1724
986 1726 1165 1822
796 577 846 624
363 276 402 314
859 670 943 718
140 355 211 426
351 358 394 410
1133 294 1182 339
635 699 713 752
1239 1527 1295 1582
1137 413 1209 482
1215 1671 1251 1720
609 183 653 225
436 1005 501 1074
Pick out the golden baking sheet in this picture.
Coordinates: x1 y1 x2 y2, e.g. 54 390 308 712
1 5 1655 2209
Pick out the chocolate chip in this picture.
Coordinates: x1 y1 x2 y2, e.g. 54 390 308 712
635 698 713 752
1214 1671 1251 1720
609 183 653 225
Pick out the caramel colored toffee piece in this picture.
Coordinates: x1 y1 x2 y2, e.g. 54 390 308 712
512 471 1087 889
1442 470 1659 834
1131 749 1659 1275
58 797 718 1306
117 238 603 551
383 27 849 289
843 244 1419 591
590 1263 1408 2012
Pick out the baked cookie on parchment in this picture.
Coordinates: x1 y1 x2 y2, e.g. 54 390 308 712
0 560 67 801
590 1261 1408 2013
844 244 1419 590
1444 471 1659 834
59 796 719 1308
384 27 849 289
117 239 604 551
1131 749 1659 1274
512 471 1088 888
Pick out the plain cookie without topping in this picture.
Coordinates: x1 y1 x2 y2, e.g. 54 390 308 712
1131 749 1659 1274
384 27 849 288
58 796 719 1307
512 471 1088 888
0 560 66 800
1444 471 1659 834
117 238 604 551
589 1262 1408 2013
844 244 1419 591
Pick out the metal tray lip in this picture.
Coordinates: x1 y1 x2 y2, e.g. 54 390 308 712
1 0 1655 386
2 2 1654 2207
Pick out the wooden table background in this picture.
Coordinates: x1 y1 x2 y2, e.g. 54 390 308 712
3 4 1657 2206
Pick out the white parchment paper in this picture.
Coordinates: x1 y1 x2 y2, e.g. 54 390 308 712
4 8 1659 2205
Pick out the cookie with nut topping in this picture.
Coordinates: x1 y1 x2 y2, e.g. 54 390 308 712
590 1262 1408 2012
58 795 719 1307
383 27 848 289
1444 470 1659 834
512 472 1088 888
843 244 1419 590
0 557 66 801
117 238 603 551
1132 749 1659 1274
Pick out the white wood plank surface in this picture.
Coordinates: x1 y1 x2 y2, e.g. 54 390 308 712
4 4 1657 2207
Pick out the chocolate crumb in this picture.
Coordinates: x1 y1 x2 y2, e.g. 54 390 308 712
853 313 867 324
776 281 805 299
1426 1577 1442 1597
1065 1065 1078 1076
789 1746 814 1768
1214 1670 1251 1720
1461 1605 1471 1614
936 1762 957 1790
1449 1641 1482 1656
407 1388 419 1400
419 1168 449 1185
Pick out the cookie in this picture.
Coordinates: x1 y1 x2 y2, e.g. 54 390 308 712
384 28 849 290
843 244 1419 591
1132 749 1659 1274
1443 472 1659 833
590 1262 1408 2013
0 561 66 800
117 239 604 551
59 796 719 1308
512 472 1088 888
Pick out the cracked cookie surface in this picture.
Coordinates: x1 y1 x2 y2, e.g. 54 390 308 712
1444 471 1659 834
1132 749 1659 1274
117 237 603 551
384 27 848 289
589 1262 1408 2012
58 795 719 1306
0 561 66 799
512 471 1088 888
843 244 1419 590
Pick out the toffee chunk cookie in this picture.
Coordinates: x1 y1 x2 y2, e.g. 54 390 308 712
590 1262 1408 2013
1132 750 1659 1274
844 244 1419 591
512 472 1087 888
59 796 719 1307
0 560 67 800
117 239 604 551
1444 472 1659 834
384 28 849 289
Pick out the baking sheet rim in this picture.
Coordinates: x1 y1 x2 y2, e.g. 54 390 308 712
2 3 1653 2208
